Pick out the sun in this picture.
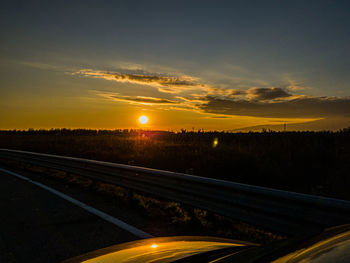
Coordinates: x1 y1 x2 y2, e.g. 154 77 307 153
139 115 149 125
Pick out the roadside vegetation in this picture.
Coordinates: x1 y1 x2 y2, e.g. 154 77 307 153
0 128 350 200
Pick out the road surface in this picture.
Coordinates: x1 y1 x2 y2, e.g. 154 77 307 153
0 167 150 263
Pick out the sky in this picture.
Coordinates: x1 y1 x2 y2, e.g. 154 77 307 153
1 0 350 131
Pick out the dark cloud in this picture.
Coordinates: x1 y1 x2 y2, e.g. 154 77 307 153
200 96 350 118
230 89 247 96
111 95 179 104
247 87 292 100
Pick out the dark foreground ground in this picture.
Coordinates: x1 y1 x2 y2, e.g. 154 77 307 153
0 163 280 263
0 167 137 263
1 128 350 200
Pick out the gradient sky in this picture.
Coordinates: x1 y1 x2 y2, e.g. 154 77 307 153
1 0 350 130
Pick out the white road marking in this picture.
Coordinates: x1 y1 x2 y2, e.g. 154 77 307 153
0 167 154 239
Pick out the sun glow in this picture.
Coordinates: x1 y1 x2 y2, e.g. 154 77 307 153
151 244 158 248
213 137 218 148
139 115 149 124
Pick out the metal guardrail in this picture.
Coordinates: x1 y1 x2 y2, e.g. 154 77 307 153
0 148 349 235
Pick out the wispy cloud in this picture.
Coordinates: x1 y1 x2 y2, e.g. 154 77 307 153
99 93 179 105
285 79 307 91
74 69 205 93
112 95 179 104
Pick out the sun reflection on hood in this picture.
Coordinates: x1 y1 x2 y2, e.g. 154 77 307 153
63 236 254 263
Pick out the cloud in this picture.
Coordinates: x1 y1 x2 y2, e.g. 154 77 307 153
78 67 350 121
108 95 180 105
287 85 305 91
200 96 350 118
175 96 207 103
113 73 197 86
75 69 296 101
285 79 307 91
207 88 246 98
247 87 292 100
74 69 204 93
206 87 292 101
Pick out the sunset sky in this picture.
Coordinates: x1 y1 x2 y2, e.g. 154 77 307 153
1 0 350 131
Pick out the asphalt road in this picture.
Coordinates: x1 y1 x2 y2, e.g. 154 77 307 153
0 168 141 263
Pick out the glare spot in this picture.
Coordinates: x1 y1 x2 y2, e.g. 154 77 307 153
213 138 218 148
139 115 149 124
151 244 158 248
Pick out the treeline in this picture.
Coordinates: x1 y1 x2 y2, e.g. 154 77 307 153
1 128 350 200
1 127 350 135
0 128 146 136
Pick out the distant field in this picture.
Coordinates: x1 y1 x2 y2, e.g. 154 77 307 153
1 129 350 200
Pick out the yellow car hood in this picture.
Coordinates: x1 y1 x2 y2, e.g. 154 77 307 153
63 236 254 263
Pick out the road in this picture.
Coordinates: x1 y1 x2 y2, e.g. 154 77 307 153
0 167 151 263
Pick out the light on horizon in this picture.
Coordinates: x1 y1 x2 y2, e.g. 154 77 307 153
139 115 149 125
213 138 218 148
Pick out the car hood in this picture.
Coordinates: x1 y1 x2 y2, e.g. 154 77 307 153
62 236 255 263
